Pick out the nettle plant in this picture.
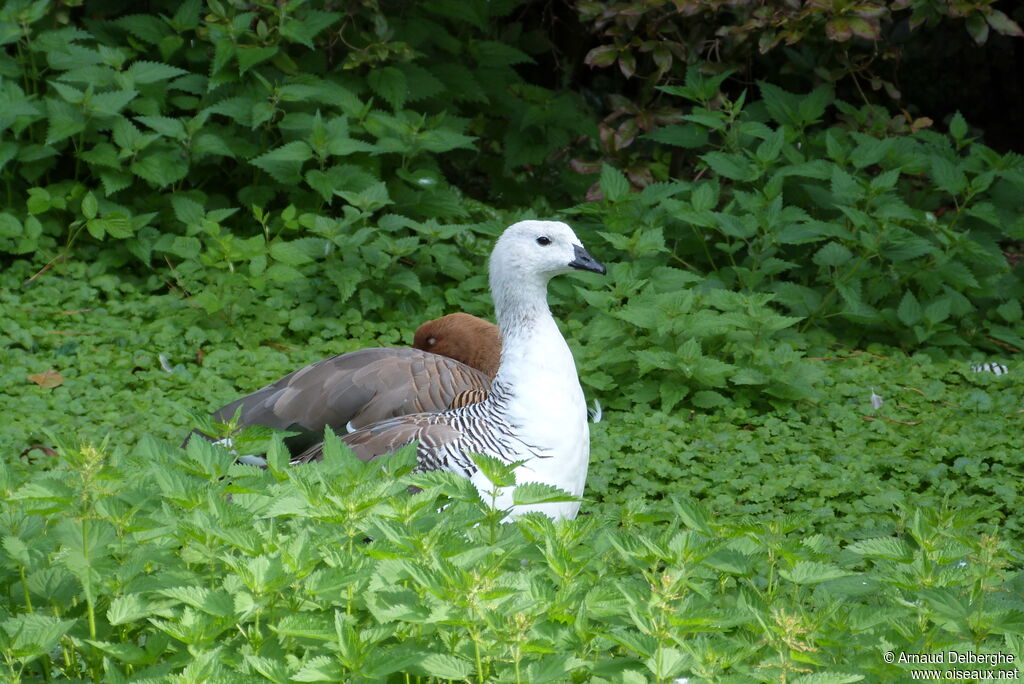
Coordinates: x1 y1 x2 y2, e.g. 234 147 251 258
0 0 592 323
565 172 821 413
583 66 1024 363
1 435 1022 682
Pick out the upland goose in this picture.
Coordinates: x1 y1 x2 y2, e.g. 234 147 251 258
295 220 606 520
191 314 500 456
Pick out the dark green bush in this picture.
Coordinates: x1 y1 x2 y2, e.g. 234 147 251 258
0 0 595 323
571 67 1024 370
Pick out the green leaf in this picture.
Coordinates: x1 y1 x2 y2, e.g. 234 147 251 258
45 98 86 144
127 60 188 84
368 66 408 111
0 212 22 238
170 195 205 226
1 615 76 663
130 146 188 187
135 115 186 139
468 452 516 488
812 241 853 267
779 561 854 584
897 290 922 326
279 11 342 49
416 653 475 680
512 482 579 506
115 14 172 44
930 156 967 195
250 141 313 184
88 89 139 117
985 9 1024 37
948 111 968 141
269 240 314 266
107 594 153 625
644 123 708 149
691 390 728 408
236 45 278 73
701 151 759 181
996 299 1022 323
690 182 717 212
599 164 629 202
923 297 951 326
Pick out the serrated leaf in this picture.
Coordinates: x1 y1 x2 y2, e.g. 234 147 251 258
691 390 728 408
512 482 578 506
948 111 968 140
812 241 853 267
368 66 407 110
115 14 172 44
599 164 629 202
416 653 475 680
468 452 516 488
236 45 278 74
280 11 341 49
88 89 138 117
269 240 314 266
931 156 967 195
644 123 708 149
896 290 922 326
107 594 153 625
779 561 854 584
170 195 205 226
701 151 759 181
846 537 913 561
1 614 76 660
130 146 188 187
135 115 186 139
250 141 312 184
127 60 188 84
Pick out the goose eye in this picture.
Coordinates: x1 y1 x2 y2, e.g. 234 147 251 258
536 236 551 246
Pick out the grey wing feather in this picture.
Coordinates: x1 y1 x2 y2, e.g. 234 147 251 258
203 347 489 455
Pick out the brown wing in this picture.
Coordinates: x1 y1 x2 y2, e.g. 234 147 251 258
291 415 463 465
198 347 489 455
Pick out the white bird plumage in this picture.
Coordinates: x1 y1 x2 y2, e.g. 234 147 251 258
294 219 606 520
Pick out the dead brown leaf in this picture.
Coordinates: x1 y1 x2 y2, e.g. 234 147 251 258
28 369 64 388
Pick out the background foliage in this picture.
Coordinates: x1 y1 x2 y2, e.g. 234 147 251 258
1 0 1022 681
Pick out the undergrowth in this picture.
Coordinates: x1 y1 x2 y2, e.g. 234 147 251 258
2 431 1022 682
3 251 1023 682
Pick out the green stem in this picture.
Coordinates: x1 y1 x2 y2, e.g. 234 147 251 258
19 566 32 612
473 630 483 684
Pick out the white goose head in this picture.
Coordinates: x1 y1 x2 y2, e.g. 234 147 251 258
486 220 606 357
489 220 602 292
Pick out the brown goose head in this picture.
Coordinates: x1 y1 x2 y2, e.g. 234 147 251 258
413 313 501 378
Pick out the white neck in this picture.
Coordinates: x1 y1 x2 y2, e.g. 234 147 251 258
482 261 590 519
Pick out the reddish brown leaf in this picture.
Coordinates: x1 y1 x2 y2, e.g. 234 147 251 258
618 51 636 79
910 117 933 132
28 369 64 388
19 445 58 459
826 18 852 41
569 158 602 175
848 16 880 40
